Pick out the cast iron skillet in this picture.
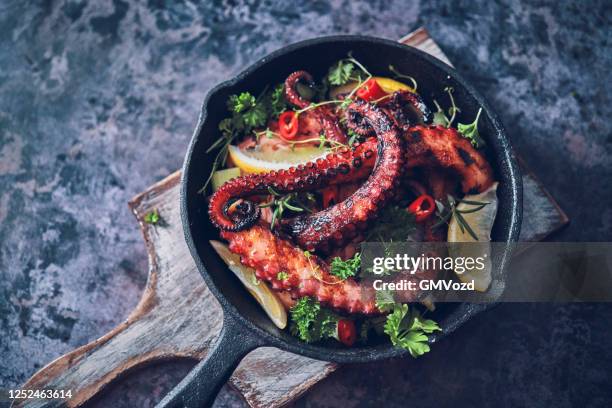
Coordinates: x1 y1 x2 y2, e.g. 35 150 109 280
160 36 522 407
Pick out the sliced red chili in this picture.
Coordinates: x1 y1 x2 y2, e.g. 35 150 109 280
278 111 299 140
356 78 387 102
407 194 436 222
337 319 356 346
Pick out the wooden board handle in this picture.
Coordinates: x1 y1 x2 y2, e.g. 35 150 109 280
13 286 212 408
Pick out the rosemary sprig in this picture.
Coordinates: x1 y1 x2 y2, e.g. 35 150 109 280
432 195 489 240
259 187 315 229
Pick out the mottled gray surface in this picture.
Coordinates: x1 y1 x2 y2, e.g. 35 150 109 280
0 0 611 407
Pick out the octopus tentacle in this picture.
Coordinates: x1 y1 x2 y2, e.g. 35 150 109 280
381 90 432 130
282 100 405 252
338 124 494 194
209 124 492 235
404 125 493 193
284 70 347 143
284 70 314 109
221 225 435 314
208 144 376 232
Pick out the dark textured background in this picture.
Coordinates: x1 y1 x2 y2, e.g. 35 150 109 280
1 0 611 407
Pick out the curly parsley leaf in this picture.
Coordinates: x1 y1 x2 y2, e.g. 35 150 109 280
242 103 267 129
328 60 355 85
269 84 288 117
290 297 339 343
201 90 272 192
383 304 441 358
144 209 160 224
330 252 361 280
457 107 485 148
228 92 256 113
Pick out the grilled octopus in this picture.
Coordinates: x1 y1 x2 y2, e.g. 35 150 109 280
209 99 405 252
208 71 494 315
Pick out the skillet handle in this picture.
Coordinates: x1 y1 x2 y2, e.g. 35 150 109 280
156 315 264 408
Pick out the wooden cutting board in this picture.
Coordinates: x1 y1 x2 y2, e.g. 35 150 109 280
16 27 568 408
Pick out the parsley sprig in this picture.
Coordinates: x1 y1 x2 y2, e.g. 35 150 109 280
329 252 361 280
144 209 160 225
432 195 489 240
327 54 370 86
202 90 269 192
457 107 485 148
259 187 315 229
290 297 340 343
202 84 290 193
384 303 441 358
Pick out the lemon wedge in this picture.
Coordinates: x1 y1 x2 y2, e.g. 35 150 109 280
448 182 499 292
212 167 241 191
228 145 327 174
330 76 416 99
209 240 287 329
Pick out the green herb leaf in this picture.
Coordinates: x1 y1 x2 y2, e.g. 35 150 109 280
277 271 289 281
289 297 340 343
242 102 267 129
433 196 487 239
330 252 361 280
263 191 315 229
432 87 460 128
383 304 441 358
144 209 160 225
328 60 355 85
228 92 256 113
457 108 485 148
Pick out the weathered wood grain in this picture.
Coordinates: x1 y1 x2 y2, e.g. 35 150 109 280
16 27 568 408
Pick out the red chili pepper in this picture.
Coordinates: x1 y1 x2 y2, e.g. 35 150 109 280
356 78 387 102
337 319 356 346
407 194 436 222
278 111 299 140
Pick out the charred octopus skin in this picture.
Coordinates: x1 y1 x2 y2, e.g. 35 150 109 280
207 143 377 233
284 70 346 143
208 100 405 253
351 90 432 137
221 224 436 315
283 99 405 252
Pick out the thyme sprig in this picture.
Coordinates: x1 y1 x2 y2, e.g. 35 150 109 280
432 86 460 127
432 195 489 240
254 129 350 152
388 65 418 90
259 187 315 229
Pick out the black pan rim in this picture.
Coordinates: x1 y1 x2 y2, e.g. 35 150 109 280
180 34 523 363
